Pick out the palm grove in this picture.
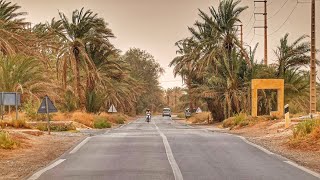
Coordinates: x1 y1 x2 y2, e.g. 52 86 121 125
0 0 164 115
170 0 314 121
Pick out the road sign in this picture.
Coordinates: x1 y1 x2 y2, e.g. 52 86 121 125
196 107 202 113
108 104 117 113
0 92 21 120
37 96 57 135
38 96 58 113
0 92 21 105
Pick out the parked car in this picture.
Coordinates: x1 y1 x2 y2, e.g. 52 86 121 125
162 108 171 117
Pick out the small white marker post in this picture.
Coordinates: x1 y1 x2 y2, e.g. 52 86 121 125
284 104 290 128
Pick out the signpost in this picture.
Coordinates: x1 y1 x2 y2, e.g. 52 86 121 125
37 96 58 135
0 92 21 120
284 104 290 128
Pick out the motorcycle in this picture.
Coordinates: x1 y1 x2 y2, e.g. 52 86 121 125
146 114 151 123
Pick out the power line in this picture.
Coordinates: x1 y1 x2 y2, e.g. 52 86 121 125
267 2 298 36
254 1 298 37
267 0 290 20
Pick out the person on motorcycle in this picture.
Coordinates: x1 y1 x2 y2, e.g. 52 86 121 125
146 109 151 122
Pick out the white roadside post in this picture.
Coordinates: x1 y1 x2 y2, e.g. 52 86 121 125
284 104 290 128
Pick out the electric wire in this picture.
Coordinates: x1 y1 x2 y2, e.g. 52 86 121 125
267 0 290 20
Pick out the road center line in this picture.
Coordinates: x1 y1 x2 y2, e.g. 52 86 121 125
153 121 183 180
27 159 66 180
69 137 91 154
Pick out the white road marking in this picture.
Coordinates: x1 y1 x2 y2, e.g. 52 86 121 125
153 121 183 180
27 159 66 180
284 161 320 179
69 137 91 154
237 136 274 155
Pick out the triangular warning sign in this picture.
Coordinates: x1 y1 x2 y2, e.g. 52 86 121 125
196 107 202 114
108 104 117 113
37 95 58 114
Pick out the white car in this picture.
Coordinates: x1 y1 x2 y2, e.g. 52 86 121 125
162 108 171 117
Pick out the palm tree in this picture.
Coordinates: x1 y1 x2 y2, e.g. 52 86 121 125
170 38 198 110
0 55 57 99
0 0 29 55
274 33 311 78
55 8 115 107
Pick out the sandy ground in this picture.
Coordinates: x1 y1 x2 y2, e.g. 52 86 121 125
0 130 85 180
174 118 320 174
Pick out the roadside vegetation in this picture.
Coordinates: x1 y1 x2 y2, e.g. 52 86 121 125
170 0 313 121
186 112 212 124
288 119 320 150
0 0 165 129
0 131 19 149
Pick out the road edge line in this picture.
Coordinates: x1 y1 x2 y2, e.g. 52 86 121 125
27 159 66 180
284 161 320 179
69 137 91 154
153 122 183 180
236 135 320 178
237 136 274 155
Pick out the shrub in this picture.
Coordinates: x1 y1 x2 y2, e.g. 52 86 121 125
23 99 45 121
72 112 94 127
188 112 211 124
293 119 320 138
94 117 111 129
177 113 185 119
115 115 125 124
12 119 29 128
0 119 30 129
222 113 249 129
288 119 320 150
36 122 76 132
0 131 19 149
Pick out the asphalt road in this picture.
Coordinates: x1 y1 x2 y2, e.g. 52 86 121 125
30 116 320 180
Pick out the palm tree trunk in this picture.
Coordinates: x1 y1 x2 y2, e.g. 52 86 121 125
74 48 83 108
187 77 193 110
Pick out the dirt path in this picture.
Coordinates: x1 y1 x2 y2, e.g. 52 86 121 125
0 131 85 180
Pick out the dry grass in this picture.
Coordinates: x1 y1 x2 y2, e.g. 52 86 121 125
0 119 30 129
71 111 95 128
223 114 269 129
0 131 19 149
49 112 129 128
188 112 211 124
288 119 320 151
52 112 71 121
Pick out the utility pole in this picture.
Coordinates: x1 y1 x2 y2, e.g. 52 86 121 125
254 0 268 65
310 0 316 114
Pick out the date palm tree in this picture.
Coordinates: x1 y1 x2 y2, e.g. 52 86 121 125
55 8 115 107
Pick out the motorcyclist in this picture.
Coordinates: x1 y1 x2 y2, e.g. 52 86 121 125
146 109 151 122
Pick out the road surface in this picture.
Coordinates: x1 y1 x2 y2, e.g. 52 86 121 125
30 116 320 180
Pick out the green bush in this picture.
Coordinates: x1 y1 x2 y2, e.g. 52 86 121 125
23 99 43 121
94 117 111 129
222 113 248 129
0 131 19 149
293 119 320 138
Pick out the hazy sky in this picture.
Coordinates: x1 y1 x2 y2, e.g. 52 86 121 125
11 0 320 89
